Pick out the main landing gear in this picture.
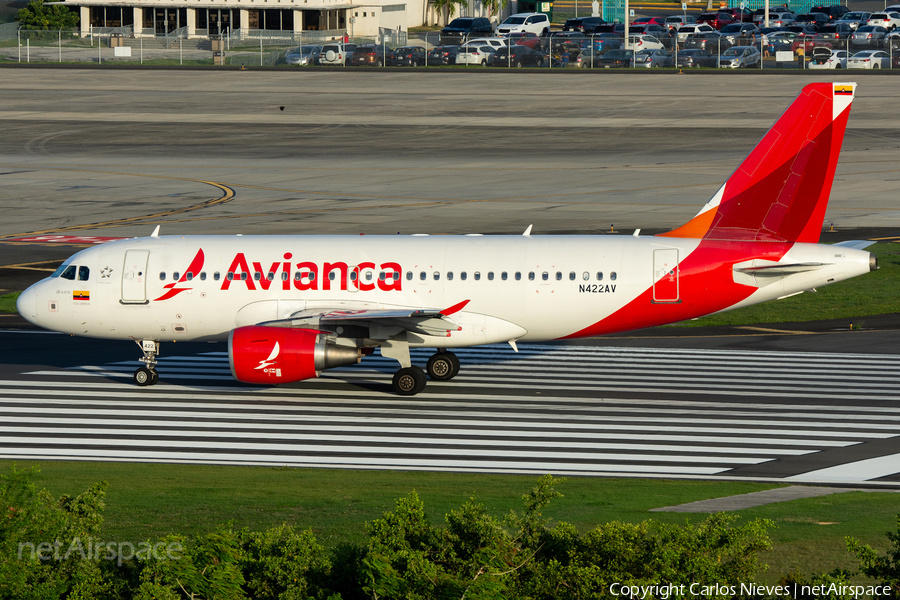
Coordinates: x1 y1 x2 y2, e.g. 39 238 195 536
389 349 460 396
134 340 160 387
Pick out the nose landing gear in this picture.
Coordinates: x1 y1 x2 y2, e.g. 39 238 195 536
134 340 160 386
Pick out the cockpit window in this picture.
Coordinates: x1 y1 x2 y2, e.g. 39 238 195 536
59 265 77 280
51 263 71 278
77 266 90 281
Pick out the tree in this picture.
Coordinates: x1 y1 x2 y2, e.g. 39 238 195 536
16 0 79 31
429 0 469 27
848 516 900 597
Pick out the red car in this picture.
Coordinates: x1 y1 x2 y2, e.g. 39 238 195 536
791 36 832 55
697 12 737 29
630 16 667 27
720 7 754 22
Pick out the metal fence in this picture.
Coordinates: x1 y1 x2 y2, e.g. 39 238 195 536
2 28 896 69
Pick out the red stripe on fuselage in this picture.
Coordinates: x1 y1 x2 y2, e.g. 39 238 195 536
561 239 792 339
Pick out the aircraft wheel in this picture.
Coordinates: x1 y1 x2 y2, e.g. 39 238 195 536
427 352 459 381
149 370 159 385
134 367 153 387
392 366 427 396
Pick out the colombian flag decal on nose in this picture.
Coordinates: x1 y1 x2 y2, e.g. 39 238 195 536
73 290 90 301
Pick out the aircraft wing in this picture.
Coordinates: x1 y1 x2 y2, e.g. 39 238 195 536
259 300 470 338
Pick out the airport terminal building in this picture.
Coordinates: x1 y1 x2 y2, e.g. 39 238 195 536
59 0 502 39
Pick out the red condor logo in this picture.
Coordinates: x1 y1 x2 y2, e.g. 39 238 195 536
219 253 404 292
154 249 204 302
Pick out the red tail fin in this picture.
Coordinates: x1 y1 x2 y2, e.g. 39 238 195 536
660 82 855 243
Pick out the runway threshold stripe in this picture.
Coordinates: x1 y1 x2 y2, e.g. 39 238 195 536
7 378 900 416
0 449 730 475
30 370 900 401
0 417 856 447
0 427 814 456
788 454 900 483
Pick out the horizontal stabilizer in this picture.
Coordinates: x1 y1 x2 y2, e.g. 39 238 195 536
833 240 876 250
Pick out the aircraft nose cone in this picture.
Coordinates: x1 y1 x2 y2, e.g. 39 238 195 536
16 285 37 324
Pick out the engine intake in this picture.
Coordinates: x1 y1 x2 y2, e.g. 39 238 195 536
229 325 360 385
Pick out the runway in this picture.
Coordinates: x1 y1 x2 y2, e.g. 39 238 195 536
3 330 899 485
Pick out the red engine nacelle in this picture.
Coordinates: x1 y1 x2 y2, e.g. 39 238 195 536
229 326 361 385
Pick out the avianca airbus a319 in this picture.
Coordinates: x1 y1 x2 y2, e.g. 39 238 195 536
17 82 877 395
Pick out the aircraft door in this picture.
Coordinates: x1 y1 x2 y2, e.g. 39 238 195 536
652 248 679 303
121 250 150 304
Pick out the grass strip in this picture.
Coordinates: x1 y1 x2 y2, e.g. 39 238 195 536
0 291 20 313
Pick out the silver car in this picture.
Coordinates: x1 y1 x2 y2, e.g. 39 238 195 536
718 45 761 68
836 11 872 30
318 43 357 65
850 26 888 48
285 45 321 66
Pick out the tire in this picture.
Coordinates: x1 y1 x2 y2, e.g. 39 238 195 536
541 28 549 37
149 370 159 385
426 352 459 381
873 63 880 69
515 59 524 68
481 59 487 66
376 59 383 67
392 366 427 396
134 367 152 387
537 58 544 67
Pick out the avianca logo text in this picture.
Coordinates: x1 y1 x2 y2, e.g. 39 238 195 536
154 249 204 302
220 253 403 292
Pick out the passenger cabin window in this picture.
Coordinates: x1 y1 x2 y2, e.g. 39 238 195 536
515 272 522 281
611 272 618 281
447 272 454 281
160 272 166 281
474 272 481 281
542 272 549 281
186 272 193 281
569 272 576 281
59 265 76 280
329 272 336 281
419 272 426 281
267 272 275 281
240 273 248 281
201 272 207 281
406 272 413 280
350 272 357 282
280 272 288 281
173 272 180 280
227 272 234 281
433 272 440 281
582 272 589 280
365 271 373 281
214 272 220 281
556 272 562 281
501 272 508 281
461 272 467 281
253 272 261 281
379 272 386 281
597 272 604 281
77 266 90 281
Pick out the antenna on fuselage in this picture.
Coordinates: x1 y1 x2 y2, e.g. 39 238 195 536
150 225 160 238
522 225 533 237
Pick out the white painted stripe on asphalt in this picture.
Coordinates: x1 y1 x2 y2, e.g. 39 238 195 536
0 427 811 456
27 369 900 401
0 437 765 464
0 417 853 447
8 378 900 417
788 454 900 483
0 402 892 439
0 448 731 475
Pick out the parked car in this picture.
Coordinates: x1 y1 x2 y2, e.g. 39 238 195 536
850 26 888 48
455 43 496 65
388 46 426 66
590 23 625 35
664 15 697 30
563 17 605 33
816 23 853 41
440 17 494 44
497 13 550 37
285 45 321 66
675 23 716 42
349 45 389 66
766 31 802 54
630 16 667 27
580 33 624 54
721 7 754 22
847 49 890 68
768 12 797 27
684 32 732 52
794 12 830 27
836 12 872 30
631 48 674 67
318 43 357 66
808 47 849 68
752 6 790 23
596 48 633 67
866 13 900 30
628 34 665 50
719 23 760 43
628 24 668 38
718 45 761 67
811 5 850 21
488 44 546 66
676 48 719 67
792 36 831 56
697 12 737 30
426 46 460 65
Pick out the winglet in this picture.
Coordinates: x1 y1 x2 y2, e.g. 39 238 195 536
523 225 533 237
150 225 160 238
440 299 470 316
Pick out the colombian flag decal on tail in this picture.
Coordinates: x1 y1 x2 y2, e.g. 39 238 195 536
834 84 853 96
73 290 90 301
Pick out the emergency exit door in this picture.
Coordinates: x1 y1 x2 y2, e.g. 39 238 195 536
121 250 150 304
652 248 679 303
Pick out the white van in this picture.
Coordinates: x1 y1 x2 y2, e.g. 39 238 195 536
497 13 550 37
